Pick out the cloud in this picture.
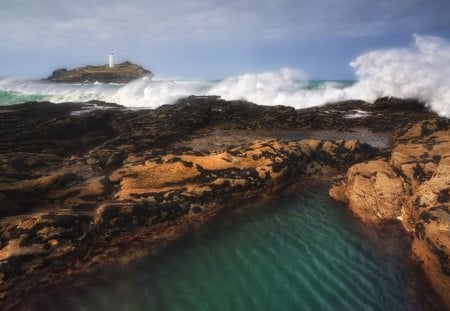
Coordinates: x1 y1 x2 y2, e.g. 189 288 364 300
0 0 449 49
0 0 449 79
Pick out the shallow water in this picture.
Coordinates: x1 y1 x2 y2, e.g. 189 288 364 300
30 183 441 311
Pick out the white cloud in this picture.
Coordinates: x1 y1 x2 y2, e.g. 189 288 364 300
0 0 448 49
0 0 448 79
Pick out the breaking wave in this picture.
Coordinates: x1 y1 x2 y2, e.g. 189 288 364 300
349 34 450 117
0 35 449 117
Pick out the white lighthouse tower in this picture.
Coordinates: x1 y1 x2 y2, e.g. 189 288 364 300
109 52 114 68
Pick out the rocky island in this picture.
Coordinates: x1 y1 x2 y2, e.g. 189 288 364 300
0 96 448 309
46 61 153 83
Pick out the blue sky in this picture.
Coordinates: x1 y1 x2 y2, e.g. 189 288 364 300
0 0 449 79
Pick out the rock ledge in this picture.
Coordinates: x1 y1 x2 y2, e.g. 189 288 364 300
330 118 450 307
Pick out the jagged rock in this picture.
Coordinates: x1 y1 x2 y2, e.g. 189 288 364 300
329 159 407 222
0 138 374 307
110 139 374 203
0 173 82 218
330 118 450 306
0 96 446 308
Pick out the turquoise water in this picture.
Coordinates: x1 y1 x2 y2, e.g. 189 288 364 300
0 79 355 108
306 80 355 90
0 90 49 106
30 183 441 311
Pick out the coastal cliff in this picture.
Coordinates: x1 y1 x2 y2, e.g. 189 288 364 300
0 96 448 308
47 61 153 83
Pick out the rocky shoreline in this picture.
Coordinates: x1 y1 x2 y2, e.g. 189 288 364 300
0 96 448 309
330 117 450 306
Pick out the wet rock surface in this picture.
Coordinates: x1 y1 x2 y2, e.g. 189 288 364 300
0 95 446 308
330 118 450 306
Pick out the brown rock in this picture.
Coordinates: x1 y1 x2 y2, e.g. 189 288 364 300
330 159 407 222
330 119 450 307
0 96 440 308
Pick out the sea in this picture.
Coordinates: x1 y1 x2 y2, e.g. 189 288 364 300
0 73 355 109
26 184 443 310
2 34 449 310
0 35 449 118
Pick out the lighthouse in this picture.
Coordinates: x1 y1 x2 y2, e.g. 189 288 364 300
109 52 114 68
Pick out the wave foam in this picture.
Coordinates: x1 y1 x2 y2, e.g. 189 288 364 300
206 35 450 116
349 34 450 117
114 77 214 108
0 35 449 117
207 68 353 108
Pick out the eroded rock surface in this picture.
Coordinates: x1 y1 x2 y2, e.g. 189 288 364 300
0 96 444 308
330 118 450 306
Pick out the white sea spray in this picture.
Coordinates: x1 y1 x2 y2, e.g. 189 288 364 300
0 35 449 117
348 35 450 117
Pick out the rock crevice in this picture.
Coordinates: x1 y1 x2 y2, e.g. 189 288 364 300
0 96 446 308
330 118 450 306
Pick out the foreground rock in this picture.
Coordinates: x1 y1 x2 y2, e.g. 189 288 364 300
47 61 153 83
0 96 445 308
0 138 374 306
330 118 450 306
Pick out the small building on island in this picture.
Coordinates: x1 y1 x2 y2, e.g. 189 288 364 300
46 55 153 84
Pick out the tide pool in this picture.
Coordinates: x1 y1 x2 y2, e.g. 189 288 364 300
32 183 441 311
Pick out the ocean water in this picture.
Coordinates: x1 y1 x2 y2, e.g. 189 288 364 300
2 35 449 310
1 35 449 117
28 183 442 311
0 75 354 109
0 90 48 105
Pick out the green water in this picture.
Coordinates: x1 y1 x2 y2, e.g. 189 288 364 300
0 90 49 106
306 80 355 90
0 79 355 107
31 183 442 311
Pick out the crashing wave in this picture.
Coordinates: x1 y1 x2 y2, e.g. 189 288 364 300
0 35 449 117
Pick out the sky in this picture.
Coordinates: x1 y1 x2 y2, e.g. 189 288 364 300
0 0 449 80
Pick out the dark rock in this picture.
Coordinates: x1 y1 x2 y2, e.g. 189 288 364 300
437 189 449 203
0 193 20 217
0 96 446 309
